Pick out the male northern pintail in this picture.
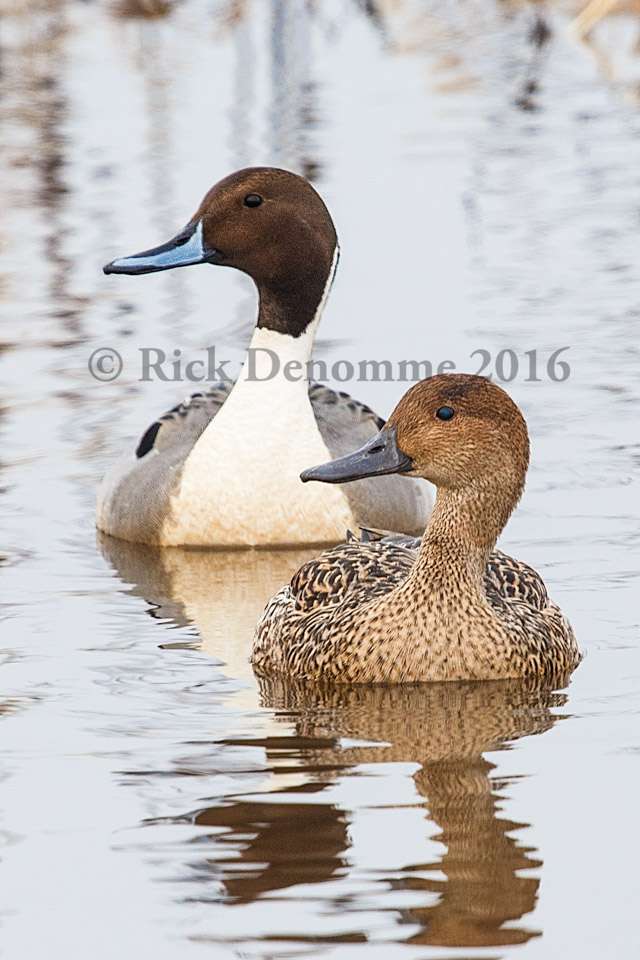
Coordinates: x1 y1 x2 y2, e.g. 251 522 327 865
99 167 430 547
252 374 581 683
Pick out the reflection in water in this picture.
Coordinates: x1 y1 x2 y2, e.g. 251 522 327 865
2 0 638 955
366 0 640 103
512 14 553 114
406 756 539 948
115 0 173 19
5 0 87 336
193 782 349 902
228 2 257 168
253 680 564 948
224 0 321 175
101 534 566 947
186 680 563 948
571 1 640 102
98 534 319 679
270 0 319 178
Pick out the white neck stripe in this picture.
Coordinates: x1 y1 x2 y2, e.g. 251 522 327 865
313 242 340 326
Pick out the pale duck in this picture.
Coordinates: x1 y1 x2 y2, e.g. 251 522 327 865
252 373 581 684
99 167 430 547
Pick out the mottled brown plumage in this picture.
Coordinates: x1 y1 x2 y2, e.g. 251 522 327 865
252 374 581 684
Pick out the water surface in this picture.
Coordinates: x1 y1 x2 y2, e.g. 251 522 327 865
1 2 640 957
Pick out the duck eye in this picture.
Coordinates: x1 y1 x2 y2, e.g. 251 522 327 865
436 406 455 421
244 194 263 208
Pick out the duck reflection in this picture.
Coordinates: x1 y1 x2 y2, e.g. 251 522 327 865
193 781 350 902
100 534 567 946
98 533 319 679
192 679 567 948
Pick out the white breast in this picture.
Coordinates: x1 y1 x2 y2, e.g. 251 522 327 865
159 325 356 547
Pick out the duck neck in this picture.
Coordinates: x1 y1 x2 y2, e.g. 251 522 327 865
255 244 339 341
238 313 318 388
234 244 339 390
408 473 523 592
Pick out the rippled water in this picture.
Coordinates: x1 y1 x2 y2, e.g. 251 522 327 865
1 1 640 957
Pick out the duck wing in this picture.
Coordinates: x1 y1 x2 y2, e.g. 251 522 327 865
309 384 430 535
133 382 234 459
252 538 416 671
253 534 578 683
133 381 383 459
308 382 385 438
288 533 549 615
133 380 428 535
290 540 416 613
360 531 550 610
484 550 549 611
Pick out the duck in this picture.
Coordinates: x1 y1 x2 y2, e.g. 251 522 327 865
99 167 430 547
252 373 581 684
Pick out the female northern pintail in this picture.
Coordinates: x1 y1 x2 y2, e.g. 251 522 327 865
252 374 581 684
99 167 429 547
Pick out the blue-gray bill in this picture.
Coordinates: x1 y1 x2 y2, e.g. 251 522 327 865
103 220 219 275
301 426 413 484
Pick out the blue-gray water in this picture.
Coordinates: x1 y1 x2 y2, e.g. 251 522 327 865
1 1 640 957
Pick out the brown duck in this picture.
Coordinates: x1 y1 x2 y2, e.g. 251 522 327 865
252 374 581 683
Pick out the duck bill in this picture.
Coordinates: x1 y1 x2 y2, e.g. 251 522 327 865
301 427 413 484
103 220 220 275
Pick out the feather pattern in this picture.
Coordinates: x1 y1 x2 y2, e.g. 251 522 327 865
98 167 432 547
251 375 581 685
134 382 233 459
97 377 428 546
134 381 385 462
252 535 579 685
287 535 549 615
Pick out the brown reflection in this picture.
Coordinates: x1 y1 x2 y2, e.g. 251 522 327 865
5 0 87 335
100 534 568 947
571 0 640 103
405 756 539 947
245 678 568 948
346 0 640 105
114 0 173 19
193 780 349 901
